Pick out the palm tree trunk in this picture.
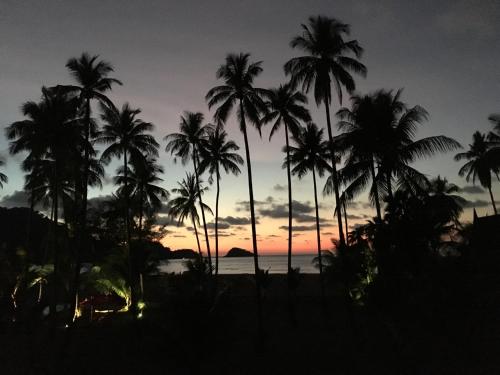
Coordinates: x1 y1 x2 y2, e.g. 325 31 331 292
138 186 144 300
193 152 212 273
285 124 293 275
370 157 382 221
123 152 137 315
50 166 59 333
239 100 263 337
488 185 497 215
324 103 345 247
192 216 202 256
215 166 220 276
343 200 349 246
312 168 325 303
70 98 92 322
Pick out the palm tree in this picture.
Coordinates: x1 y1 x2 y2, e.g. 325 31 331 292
6 87 81 328
287 123 330 300
334 90 461 214
0 159 7 188
455 131 499 214
285 15 367 247
198 124 243 276
98 102 159 312
428 175 466 224
59 53 122 322
206 52 268 328
169 173 212 256
115 157 169 234
261 84 311 277
165 112 213 271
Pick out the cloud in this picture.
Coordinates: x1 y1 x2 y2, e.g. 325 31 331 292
259 200 314 218
206 222 230 230
463 199 498 208
279 224 316 232
0 190 30 208
235 198 269 212
460 185 485 194
220 216 253 225
295 213 331 223
155 215 184 227
87 195 114 209
273 184 286 192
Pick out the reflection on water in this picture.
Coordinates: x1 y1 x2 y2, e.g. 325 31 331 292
158 254 318 274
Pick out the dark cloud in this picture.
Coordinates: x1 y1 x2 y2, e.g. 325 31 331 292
346 214 370 220
0 190 30 208
279 224 316 232
155 215 184 227
220 216 253 225
206 222 230 230
295 213 330 223
87 195 114 209
259 200 314 218
460 185 485 194
273 184 286 192
463 199 499 208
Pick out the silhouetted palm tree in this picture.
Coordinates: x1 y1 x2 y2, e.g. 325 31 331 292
288 123 330 300
206 52 268 328
0 159 7 188
198 124 243 276
428 175 466 224
262 84 311 277
335 90 461 212
455 131 499 214
98 102 159 311
165 112 213 271
285 15 367 246
115 157 169 234
169 173 212 256
59 53 121 320
6 87 81 328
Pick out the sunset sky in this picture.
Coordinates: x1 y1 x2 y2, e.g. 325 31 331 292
0 0 499 254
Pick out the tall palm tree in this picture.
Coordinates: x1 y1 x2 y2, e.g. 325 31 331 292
169 173 212 256
285 15 367 247
334 90 461 215
261 84 311 277
0 159 7 188
198 124 243 276
455 131 499 214
98 102 159 311
60 53 121 321
287 123 330 300
6 87 81 328
206 53 268 328
165 112 213 271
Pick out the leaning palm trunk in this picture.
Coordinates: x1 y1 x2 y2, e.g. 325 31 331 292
285 124 293 276
312 168 325 304
324 103 345 247
193 151 212 273
192 216 202 256
343 200 349 246
215 165 220 276
488 185 498 215
239 100 263 334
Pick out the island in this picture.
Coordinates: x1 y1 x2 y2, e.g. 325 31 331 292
224 247 253 257
168 249 199 259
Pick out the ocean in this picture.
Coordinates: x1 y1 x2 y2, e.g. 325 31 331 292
158 254 319 274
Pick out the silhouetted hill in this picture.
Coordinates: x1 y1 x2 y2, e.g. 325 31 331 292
168 249 198 259
225 247 253 257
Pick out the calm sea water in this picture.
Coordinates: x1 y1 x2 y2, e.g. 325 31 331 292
158 254 318 274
